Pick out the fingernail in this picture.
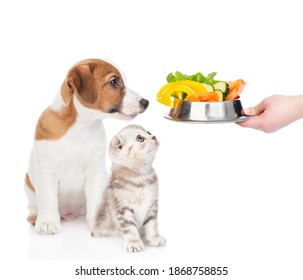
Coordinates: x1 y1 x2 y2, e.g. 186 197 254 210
243 108 253 116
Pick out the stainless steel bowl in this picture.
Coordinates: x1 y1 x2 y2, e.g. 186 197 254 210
164 98 249 123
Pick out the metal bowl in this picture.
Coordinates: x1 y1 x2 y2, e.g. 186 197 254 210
164 98 249 123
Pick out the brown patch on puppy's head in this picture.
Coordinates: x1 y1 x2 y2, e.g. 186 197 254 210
61 59 125 113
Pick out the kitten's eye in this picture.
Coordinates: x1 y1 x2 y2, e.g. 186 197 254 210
136 135 145 142
109 76 119 88
147 131 151 135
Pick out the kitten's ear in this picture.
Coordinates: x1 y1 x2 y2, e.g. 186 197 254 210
111 135 123 152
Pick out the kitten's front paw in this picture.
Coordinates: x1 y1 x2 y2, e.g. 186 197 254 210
147 235 166 247
35 220 62 235
125 239 144 253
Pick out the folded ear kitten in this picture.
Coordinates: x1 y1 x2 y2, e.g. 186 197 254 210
92 125 166 252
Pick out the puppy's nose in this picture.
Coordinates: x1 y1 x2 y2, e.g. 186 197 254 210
139 98 149 109
152 136 157 141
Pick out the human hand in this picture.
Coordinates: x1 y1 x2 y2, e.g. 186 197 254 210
237 95 303 133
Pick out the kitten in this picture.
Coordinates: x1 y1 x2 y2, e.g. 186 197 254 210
92 125 166 252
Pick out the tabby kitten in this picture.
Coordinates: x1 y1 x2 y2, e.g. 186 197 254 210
92 125 166 252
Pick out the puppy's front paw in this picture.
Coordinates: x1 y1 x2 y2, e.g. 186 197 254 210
125 239 144 253
35 220 62 235
147 235 166 247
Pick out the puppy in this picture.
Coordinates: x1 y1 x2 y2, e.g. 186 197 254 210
24 59 149 235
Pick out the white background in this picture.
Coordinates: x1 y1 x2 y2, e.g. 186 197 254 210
1 0 303 279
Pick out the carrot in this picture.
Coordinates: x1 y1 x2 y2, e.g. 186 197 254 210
225 79 246 101
185 95 200 102
198 92 219 102
185 92 219 102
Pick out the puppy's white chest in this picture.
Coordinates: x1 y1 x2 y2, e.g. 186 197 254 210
56 132 106 216
31 119 107 218
58 157 86 190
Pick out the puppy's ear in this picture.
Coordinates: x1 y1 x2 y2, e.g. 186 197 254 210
61 63 97 105
111 135 123 152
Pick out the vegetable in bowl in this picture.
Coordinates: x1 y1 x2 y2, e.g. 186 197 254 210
157 71 246 107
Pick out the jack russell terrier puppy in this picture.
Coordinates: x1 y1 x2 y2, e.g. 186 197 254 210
24 59 149 235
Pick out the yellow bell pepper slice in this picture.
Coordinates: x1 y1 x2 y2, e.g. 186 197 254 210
157 81 207 107
157 85 196 107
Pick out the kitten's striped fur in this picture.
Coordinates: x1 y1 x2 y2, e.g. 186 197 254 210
92 125 166 252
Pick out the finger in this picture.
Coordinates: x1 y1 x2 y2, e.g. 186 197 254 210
237 115 263 129
242 107 258 116
242 101 266 116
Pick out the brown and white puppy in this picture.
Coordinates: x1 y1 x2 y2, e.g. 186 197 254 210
25 59 149 235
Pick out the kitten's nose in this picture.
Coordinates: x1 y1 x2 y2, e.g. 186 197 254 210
152 136 157 141
139 98 149 109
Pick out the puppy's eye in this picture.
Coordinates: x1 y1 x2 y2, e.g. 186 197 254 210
109 77 119 88
147 131 151 135
136 135 145 142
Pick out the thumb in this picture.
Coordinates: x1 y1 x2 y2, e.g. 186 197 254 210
242 101 266 116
